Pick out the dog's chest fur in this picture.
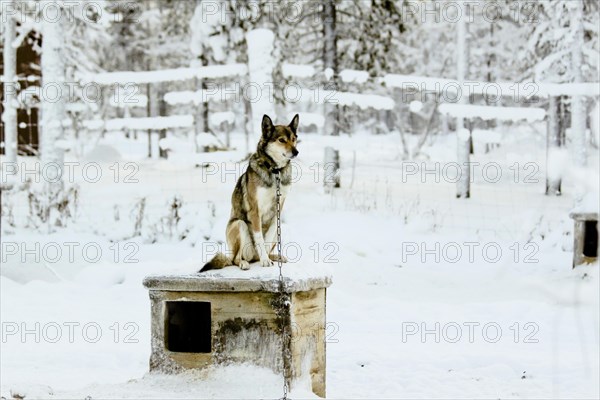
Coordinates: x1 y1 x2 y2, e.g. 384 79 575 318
256 184 289 225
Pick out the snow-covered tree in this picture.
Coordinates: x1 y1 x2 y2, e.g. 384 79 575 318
467 1 529 84
189 0 253 146
190 0 226 138
104 0 196 157
569 0 587 167
322 0 339 135
341 1 407 76
526 0 599 192
456 0 471 199
528 1 598 84
40 5 67 190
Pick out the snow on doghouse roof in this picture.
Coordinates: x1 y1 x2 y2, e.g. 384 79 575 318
143 263 333 293
438 103 546 122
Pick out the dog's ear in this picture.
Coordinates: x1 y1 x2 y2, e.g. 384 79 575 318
289 114 299 134
261 114 274 137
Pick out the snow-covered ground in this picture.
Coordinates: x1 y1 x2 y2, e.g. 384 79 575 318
1 128 599 399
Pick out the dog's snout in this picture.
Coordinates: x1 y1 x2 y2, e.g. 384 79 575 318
291 148 299 158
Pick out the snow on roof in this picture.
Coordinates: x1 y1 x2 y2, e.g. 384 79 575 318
82 64 247 85
439 103 546 122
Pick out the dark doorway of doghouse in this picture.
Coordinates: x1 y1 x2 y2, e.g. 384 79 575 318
166 301 211 353
583 221 598 258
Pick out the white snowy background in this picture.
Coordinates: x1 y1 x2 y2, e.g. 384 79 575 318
1 1 599 399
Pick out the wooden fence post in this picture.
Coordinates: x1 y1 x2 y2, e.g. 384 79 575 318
546 96 563 195
456 126 471 199
324 146 340 193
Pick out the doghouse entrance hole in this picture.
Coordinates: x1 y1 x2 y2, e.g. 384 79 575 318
166 301 211 353
583 221 598 258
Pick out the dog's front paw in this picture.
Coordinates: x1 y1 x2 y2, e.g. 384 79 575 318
239 260 251 270
269 254 288 263
260 258 273 268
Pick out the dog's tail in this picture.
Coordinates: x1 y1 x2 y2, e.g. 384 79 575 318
199 253 232 272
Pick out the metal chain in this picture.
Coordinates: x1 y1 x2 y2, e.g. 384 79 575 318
276 171 283 279
275 171 289 400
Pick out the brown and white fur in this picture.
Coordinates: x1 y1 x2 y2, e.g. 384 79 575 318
200 114 299 272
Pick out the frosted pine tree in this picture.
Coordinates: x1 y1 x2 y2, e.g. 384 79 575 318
527 0 599 192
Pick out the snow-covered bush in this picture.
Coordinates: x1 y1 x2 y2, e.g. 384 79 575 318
25 181 79 230
128 196 217 245
145 196 184 242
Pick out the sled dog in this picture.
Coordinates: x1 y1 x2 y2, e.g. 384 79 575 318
200 114 299 272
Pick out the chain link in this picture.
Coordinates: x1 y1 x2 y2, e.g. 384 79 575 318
275 171 289 400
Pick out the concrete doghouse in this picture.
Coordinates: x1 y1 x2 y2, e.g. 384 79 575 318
570 211 599 267
143 270 332 397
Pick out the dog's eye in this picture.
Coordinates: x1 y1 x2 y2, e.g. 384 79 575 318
278 138 286 143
